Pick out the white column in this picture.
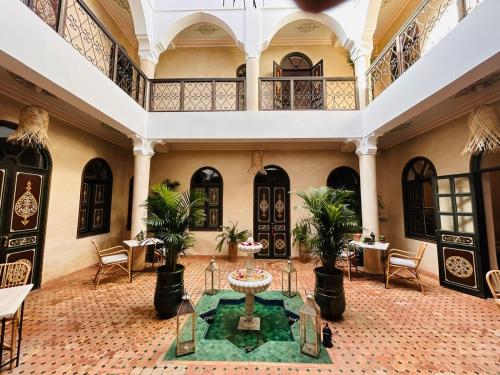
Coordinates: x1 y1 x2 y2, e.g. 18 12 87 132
246 56 260 111
140 59 156 79
130 136 157 270
351 46 371 109
352 134 382 274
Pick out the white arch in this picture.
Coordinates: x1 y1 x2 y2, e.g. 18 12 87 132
262 11 351 51
159 12 244 52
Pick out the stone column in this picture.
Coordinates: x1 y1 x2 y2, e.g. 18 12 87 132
130 136 156 270
246 56 260 111
140 59 156 79
352 134 382 274
351 46 371 109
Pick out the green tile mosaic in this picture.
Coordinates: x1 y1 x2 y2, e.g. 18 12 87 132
164 290 332 364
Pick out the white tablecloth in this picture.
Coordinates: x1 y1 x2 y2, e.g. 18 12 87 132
0 284 33 320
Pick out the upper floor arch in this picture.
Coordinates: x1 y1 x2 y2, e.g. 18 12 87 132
157 12 244 54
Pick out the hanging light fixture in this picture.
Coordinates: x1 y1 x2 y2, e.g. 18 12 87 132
8 105 52 149
247 151 267 175
462 105 500 155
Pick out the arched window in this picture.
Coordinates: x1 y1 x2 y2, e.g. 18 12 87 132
78 158 113 237
280 52 313 71
327 166 361 219
190 167 223 230
236 64 246 78
402 157 436 240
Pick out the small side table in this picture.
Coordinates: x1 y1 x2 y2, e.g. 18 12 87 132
0 284 33 371
123 239 163 277
350 241 390 278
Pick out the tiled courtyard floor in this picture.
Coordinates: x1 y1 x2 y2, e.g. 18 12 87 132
5 257 500 375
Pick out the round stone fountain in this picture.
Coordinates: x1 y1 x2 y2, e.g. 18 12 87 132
227 237 272 331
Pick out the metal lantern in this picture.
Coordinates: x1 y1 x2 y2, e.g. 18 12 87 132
299 292 321 358
282 259 297 297
176 294 196 357
205 257 220 295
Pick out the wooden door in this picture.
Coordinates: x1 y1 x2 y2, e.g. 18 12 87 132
254 166 290 259
433 173 487 297
0 127 51 288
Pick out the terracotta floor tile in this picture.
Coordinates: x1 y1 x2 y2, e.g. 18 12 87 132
3 258 499 374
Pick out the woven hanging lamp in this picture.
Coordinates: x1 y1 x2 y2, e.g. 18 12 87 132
8 105 52 149
247 151 266 175
462 105 500 155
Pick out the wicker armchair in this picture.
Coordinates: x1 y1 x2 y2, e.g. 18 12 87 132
485 270 500 308
0 260 32 369
92 241 131 288
386 242 427 293
337 242 359 280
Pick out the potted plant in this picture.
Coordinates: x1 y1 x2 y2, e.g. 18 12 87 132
215 221 250 261
297 187 359 320
292 218 312 263
146 182 205 319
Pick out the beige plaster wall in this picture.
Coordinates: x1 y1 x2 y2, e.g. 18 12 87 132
260 45 354 77
150 149 358 257
155 47 245 78
377 116 471 275
154 45 353 78
0 96 132 284
82 0 139 64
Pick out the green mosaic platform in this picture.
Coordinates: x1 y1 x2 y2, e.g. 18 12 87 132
164 290 332 364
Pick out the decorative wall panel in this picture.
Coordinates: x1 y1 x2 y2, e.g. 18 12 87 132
273 187 286 223
258 233 270 256
442 247 477 290
258 187 270 223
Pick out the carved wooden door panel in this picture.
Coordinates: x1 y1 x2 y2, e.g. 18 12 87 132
433 173 487 297
0 137 50 288
254 167 290 259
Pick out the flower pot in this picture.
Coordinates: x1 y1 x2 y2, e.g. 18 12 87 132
299 244 310 263
228 242 238 262
314 266 345 321
154 264 184 319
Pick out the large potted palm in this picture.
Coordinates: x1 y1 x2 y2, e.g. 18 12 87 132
297 187 359 320
215 221 250 261
146 183 205 319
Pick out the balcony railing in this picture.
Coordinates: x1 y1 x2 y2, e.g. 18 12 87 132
259 77 357 111
20 0 147 108
149 79 246 112
367 0 484 101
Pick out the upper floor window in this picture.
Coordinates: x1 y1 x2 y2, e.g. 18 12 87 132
190 167 223 231
402 157 436 241
236 64 246 78
78 158 112 237
274 52 323 77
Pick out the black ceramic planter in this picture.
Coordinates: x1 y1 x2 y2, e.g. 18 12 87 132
154 264 184 319
314 266 346 321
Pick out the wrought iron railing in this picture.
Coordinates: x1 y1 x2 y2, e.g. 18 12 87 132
367 0 484 101
150 79 246 112
20 0 147 108
259 77 357 111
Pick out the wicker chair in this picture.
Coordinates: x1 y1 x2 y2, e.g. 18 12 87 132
0 260 31 369
337 242 359 280
92 241 131 288
485 270 500 308
386 242 427 293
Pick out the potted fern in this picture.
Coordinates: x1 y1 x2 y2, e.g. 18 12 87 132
215 222 250 261
146 182 205 318
296 187 359 320
292 218 312 263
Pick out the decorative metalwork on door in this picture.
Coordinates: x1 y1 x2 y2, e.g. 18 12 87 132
433 173 487 297
254 166 290 259
0 123 51 288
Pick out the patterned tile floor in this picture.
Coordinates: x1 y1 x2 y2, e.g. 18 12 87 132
4 258 500 375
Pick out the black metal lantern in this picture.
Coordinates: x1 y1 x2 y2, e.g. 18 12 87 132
282 259 297 297
205 257 220 295
176 294 196 357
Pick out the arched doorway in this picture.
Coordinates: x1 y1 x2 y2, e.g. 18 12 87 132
472 152 500 274
254 165 290 259
327 166 362 220
0 121 52 288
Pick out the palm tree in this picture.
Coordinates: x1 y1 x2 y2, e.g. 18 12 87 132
296 187 359 274
145 183 205 272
